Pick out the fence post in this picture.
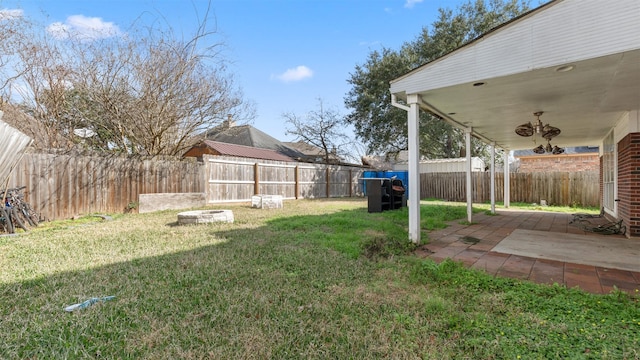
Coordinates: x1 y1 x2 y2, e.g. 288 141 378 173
295 165 300 199
326 166 330 198
254 162 260 195
204 155 211 203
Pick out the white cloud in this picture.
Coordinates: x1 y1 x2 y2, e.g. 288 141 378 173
404 0 424 9
47 15 121 41
272 65 313 83
0 9 23 20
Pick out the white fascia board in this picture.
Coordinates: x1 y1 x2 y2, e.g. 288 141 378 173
390 0 640 96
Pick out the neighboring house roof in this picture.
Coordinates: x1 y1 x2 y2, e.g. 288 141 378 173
184 140 294 162
513 146 599 157
282 141 342 162
204 124 305 160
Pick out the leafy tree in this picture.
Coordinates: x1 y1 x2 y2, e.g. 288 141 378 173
344 0 529 162
283 98 350 164
344 48 412 157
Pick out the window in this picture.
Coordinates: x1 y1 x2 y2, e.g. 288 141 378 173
603 131 615 212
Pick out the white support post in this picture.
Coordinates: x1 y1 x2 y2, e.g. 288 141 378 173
490 143 496 214
407 94 421 244
503 150 510 208
465 128 472 223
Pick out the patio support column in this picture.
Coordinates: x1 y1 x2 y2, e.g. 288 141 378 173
465 128 472 223
490 143 496 214
503 150 510 208
407 94 421 244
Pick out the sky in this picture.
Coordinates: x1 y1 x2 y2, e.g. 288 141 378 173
1 0 469 143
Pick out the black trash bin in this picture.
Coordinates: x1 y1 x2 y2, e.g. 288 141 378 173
366 178 405 213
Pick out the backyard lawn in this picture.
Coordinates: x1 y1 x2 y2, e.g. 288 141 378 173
0 199 637 359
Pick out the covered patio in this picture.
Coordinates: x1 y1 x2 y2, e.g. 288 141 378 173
417 208 640 294
390 0 640 245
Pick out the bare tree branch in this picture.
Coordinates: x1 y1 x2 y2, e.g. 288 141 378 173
0 1 256 157
283 98 351 164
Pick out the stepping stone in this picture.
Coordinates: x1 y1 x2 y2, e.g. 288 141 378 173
177 210 234 225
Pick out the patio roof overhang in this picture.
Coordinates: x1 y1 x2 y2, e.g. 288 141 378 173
390 0 640 151
390 0 640 244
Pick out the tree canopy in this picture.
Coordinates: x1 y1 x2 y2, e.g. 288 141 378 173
344 0 530 161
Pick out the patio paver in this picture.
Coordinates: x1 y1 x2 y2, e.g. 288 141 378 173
529 259 564 285
418 209 640 295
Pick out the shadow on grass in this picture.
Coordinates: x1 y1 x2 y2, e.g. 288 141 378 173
0 203 465 358
0 205 419 358
4 202 635 359
0 221 383 358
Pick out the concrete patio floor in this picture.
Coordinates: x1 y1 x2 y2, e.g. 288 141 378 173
416 208 640 295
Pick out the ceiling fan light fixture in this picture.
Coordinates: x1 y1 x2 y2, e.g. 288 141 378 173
533 145 545 154
552 146 565 155
519 111 564 153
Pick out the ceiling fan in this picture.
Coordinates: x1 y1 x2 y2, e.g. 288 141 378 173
515 112 564 154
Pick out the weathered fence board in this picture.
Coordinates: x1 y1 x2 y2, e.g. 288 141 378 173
203 155 366 203
420 171 599 207
5 151 600 222
7 153 205 220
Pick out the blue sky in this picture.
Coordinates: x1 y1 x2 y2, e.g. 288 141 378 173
2 0 468 142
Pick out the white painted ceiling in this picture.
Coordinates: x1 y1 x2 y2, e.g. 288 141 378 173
414 48 640 151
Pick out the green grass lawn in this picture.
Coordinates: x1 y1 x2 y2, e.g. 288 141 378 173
0 199 637 359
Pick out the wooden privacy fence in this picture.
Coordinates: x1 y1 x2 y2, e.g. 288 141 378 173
5 153 368 221
6 153 204 221
203 155 366 203
420 171 600 207
5 152 598 221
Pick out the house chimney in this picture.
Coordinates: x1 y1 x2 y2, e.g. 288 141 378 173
224 114 236 129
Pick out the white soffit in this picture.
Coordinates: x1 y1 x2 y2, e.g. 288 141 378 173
390 0 640 150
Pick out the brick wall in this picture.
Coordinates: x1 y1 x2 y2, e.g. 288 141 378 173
517 153 599 173
616 133 640 237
